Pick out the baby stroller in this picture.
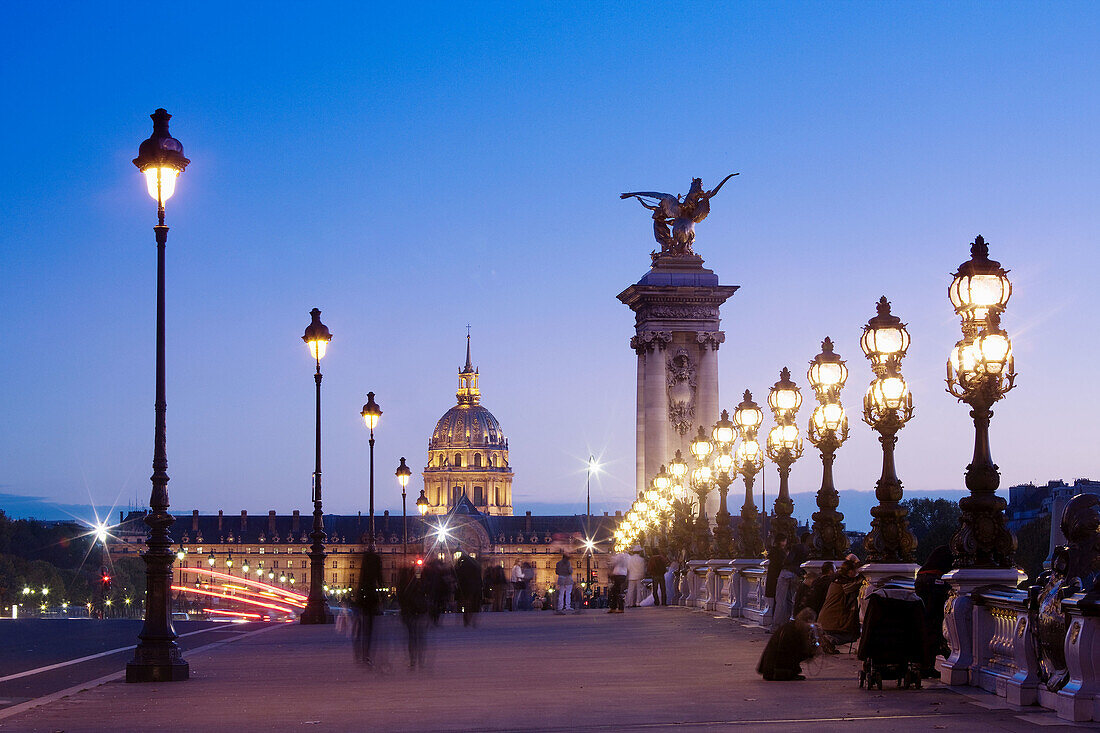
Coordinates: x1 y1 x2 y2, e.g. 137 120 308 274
857 587 926 690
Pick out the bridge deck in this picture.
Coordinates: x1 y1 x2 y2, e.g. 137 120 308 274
0 607 1086 732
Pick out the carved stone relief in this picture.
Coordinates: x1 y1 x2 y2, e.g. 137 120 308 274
640 304 719 321
695 331 725 351
666 347 697 436
630 330 672 354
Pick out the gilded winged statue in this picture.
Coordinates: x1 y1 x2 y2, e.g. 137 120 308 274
621 173 738 256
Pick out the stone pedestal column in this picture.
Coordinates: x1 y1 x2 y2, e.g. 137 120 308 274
619 255 737 499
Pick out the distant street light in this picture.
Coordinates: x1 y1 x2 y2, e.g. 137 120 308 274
946 236 1017 568
733 391 765 558
807 338 850 559
689 426 715 558
361 393 383 545
302 308 333 625
766 368 803 542
416 490 430 516
127 108 190 684
396 456 412 561
860 297 916 562
710 412 737 557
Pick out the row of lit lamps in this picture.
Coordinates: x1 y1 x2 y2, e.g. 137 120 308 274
614 237 1016 567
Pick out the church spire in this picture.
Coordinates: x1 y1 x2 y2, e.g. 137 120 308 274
457 330 480 406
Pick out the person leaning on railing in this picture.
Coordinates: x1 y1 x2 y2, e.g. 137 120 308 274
817 559 864 652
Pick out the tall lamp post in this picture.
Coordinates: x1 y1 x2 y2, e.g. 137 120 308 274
766 368 803 543
860 297 916 563
127 109 190 683
689 427 714 558
711 411 738 557
585 456 599 597
733 391 766 558
361 393 382 543
396 457 412 562
301 308 333 625
415 490 429 557
946 236 1016 568
807 338 851 559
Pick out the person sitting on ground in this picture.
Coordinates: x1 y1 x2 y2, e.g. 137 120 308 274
817 559 863 652
757 608 819 681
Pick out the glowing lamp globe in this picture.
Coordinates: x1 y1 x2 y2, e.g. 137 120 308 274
133 109 189 204
768 368 802 415
868 375 909 412
302 308 332 362
395 457 411 488
653 466 671 492
733 390 764 433
811 402 846 433
668 450 688 479
808 337 848 396
690 426 713 461
360 392 382 431
712 410 736 447
949 235 1012 325
860 297 910 368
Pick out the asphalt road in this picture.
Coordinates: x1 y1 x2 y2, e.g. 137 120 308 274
0 619 270 709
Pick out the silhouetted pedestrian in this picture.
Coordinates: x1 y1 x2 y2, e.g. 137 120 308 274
454 552 482 626
352 548 383 666
397 564 429 670
646 551 669 606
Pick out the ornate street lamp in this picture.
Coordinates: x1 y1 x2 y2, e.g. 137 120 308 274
127 108 190 683
806 338 850 559
416 489 430 516
766 368 803 542
689 427 715 558
301 308 333 625
946 236 1017 568
361 392 382 544
733 391 766 558
860 297 916 563
395 457 411 562
710 411 738 557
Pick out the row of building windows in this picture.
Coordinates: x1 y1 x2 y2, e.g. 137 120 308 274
431 451 505 468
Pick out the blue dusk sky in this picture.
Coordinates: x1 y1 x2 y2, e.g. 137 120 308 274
1 3 1098 530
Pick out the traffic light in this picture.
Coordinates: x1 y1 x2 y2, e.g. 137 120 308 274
101 570 112 593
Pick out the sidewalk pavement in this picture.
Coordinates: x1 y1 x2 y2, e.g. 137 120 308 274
0 607 1094 732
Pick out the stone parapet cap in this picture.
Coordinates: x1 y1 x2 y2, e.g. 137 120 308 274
943 567 1026 593
1062 591 1100 617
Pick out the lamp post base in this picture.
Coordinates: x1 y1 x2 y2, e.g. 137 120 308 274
126 654 189 683
300 601 333 625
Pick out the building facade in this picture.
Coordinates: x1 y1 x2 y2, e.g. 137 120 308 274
107 335 619 607
421 336 513 516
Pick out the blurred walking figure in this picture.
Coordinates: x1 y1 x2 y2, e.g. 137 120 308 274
521 561 536 609
352 548 383 666
396 564 429 670
608 550 628 613
422 556 450 626
625 546 646 607
510 560 525 611
454 552 482 627
488 562 507 612
646 550 669 606
555 552 574 614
